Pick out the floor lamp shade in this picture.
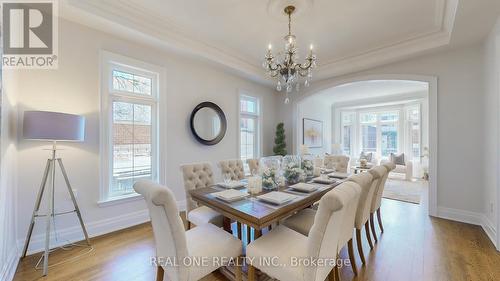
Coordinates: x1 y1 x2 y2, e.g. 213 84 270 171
23 111 85 141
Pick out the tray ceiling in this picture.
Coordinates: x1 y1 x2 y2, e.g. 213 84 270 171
62 0 459 83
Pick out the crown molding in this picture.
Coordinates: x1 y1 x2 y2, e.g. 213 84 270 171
62 0 458 86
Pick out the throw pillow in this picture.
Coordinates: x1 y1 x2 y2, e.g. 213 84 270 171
390 153 405 165
359 151 373 162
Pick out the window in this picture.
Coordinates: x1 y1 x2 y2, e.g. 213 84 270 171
359 111 399 157
407 106 421 161
341 112 354 155
101 53 160 201
239 95 260 165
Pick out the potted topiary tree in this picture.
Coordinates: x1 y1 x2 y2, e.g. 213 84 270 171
273 122 287 156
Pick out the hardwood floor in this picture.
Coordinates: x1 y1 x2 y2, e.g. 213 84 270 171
14 191 500 281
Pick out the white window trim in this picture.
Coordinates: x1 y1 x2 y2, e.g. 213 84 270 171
99 51 166 205
238 91 262 161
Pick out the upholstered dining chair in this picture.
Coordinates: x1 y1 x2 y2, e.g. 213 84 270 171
247 182 361 281
246 158 260 175
367 166 388 243
217 159 245 180
324 155 350 173
134 180 243 281
370 162 396 238
180 162 223 230
283 181 362 275
346 172 378 265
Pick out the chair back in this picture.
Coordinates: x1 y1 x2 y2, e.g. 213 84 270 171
336 181 362 250
246 158 260 175
347 172 375 229
324 155 350 173
134 180 188 281
305 182 360 281
371 162 395 212
180 162 214 213
217 159 245 180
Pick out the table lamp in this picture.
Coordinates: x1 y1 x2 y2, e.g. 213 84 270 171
20 111 90 276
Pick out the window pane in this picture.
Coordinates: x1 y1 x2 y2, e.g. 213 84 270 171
381 123 398 156
342 125 351 155
380 112 399 122
361 125 377 153
360 113 377 123
240 97 258 114
112 70 152 96
240 117 256 160
112 101 152 196
342 112 353 124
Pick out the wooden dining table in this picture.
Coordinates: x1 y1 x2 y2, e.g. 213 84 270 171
189 179 343 239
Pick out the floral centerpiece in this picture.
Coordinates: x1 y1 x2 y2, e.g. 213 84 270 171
283 162 304 185
261 167 278 190
302 159 314 178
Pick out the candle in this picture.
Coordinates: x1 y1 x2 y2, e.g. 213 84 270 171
300 144 309 155
313 167 321 177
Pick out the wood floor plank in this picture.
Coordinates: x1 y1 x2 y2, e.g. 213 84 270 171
13 182 500 281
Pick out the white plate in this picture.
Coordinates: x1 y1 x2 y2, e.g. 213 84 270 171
289 182 319 192
217 181 245 189
257 192 297 205
212 190 248 202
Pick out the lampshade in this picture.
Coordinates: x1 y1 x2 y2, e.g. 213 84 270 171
23 111 85 141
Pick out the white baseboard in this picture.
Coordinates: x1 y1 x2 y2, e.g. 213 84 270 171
437 207 498 250
0 247 19 281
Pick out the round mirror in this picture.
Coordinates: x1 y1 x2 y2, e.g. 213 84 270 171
190 102 227 145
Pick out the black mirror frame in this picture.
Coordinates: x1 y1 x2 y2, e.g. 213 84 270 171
190 101 227 145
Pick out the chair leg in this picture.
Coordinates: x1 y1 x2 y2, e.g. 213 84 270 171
248 265 256 281
376 208 384 233
365 222 374 250
356 229 366 265
235 256 242 281
246 226 251 245
370 213 378 243
156 266 164 281
237 221 242 240
347 239 358 275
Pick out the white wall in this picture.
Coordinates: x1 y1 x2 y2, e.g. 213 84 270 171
0 70 19 280
8 19 278 254
483 19 500 249
296 96 332 155
279 43 487 222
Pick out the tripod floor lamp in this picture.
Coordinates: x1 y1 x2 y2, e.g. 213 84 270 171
21 111 90 276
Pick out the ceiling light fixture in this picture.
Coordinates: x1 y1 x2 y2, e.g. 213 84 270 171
263 5 317 104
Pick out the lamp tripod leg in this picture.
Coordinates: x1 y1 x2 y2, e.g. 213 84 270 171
43 158 56 276
22 159 51 259
57 158 91 245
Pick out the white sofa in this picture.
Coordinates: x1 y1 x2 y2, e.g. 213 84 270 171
381 158 413 181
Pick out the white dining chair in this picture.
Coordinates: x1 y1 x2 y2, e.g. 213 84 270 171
283 181 362 275
134 180 242 281
246 181 361 281
246 158 260 175
180 162 223 229
370 162 396 237
217 159 245 180
367 166 388 243
324 155 350 173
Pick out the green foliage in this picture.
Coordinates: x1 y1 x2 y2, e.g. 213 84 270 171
273 122 287 156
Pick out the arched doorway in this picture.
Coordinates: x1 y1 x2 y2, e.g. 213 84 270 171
291 74 438 216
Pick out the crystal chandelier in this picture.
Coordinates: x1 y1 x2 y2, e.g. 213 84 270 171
263 5 317 104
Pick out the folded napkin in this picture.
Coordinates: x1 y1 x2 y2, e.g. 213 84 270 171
212 189 248 202
257 191 297 205
289 182 319 192
217 181 245 189
328 172 349 179
312 177 336 184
